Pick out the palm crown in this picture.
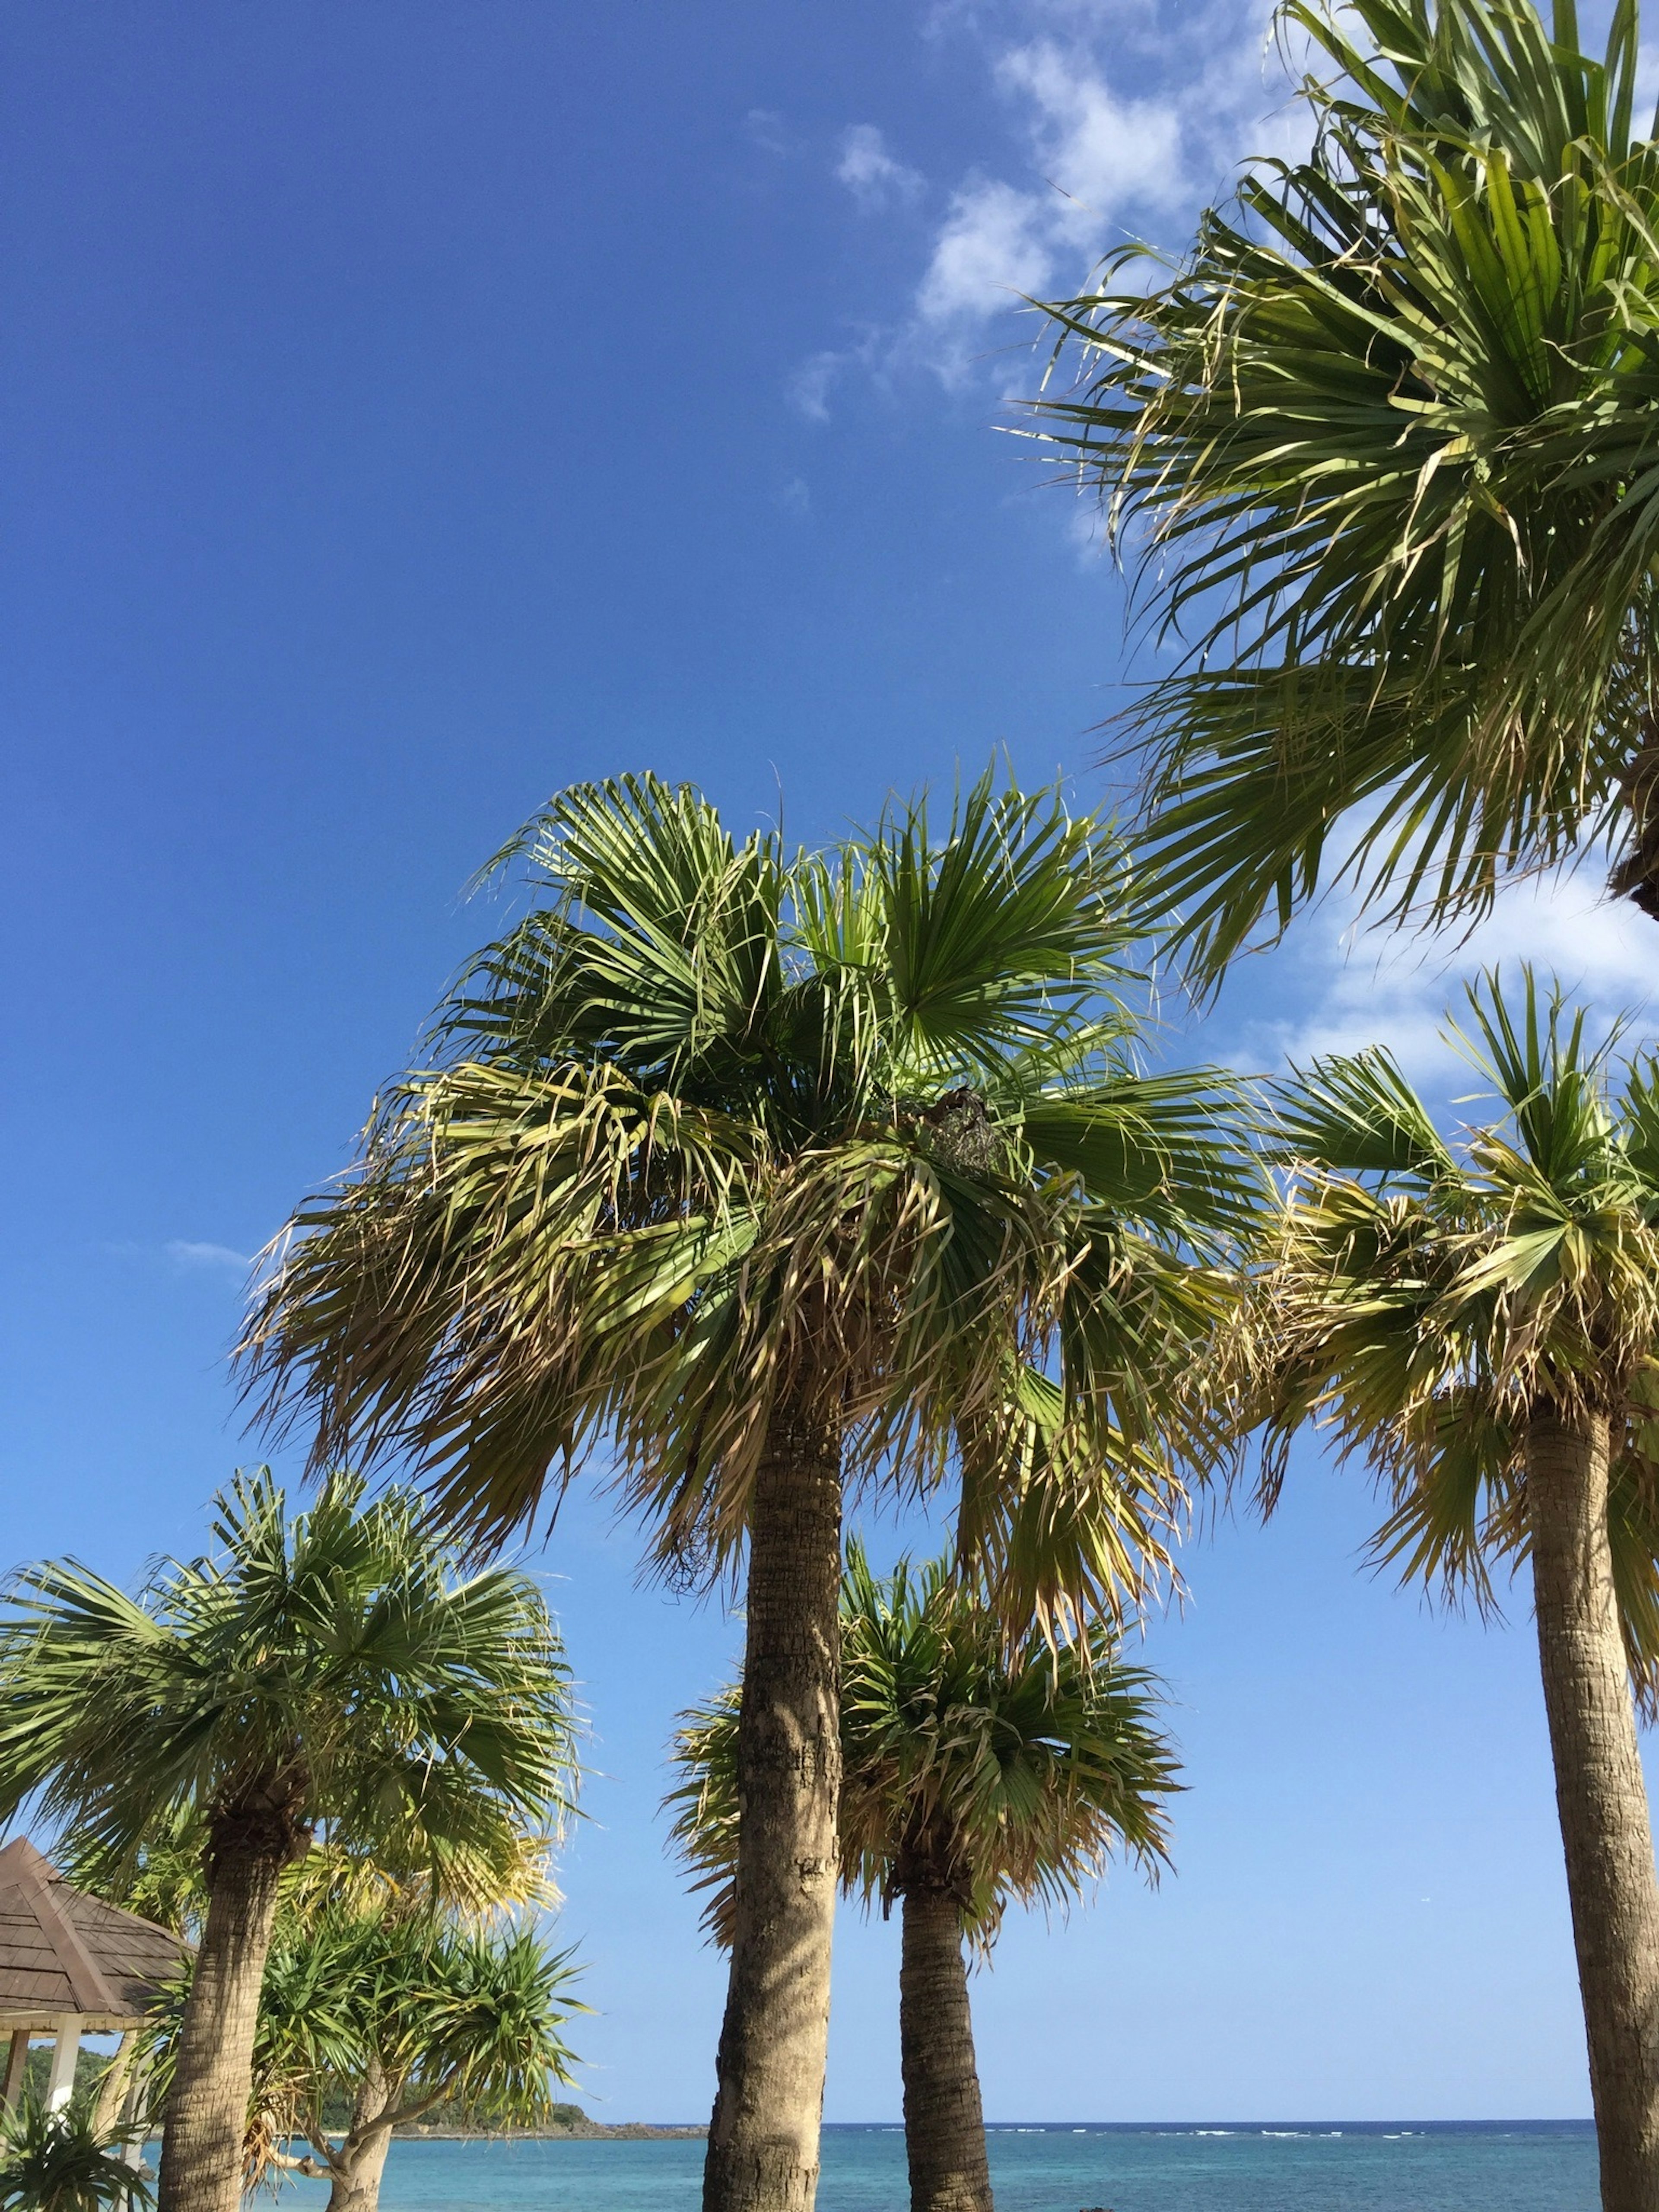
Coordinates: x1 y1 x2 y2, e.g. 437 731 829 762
1246 970 1659 1686
241 771 1256 1633
0 1469 576 1901
1033 0 1659 979
668 1540 1178 1945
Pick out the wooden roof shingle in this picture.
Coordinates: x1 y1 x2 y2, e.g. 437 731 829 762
0 1838 188 2030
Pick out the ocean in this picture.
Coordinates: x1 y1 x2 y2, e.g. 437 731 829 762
261 2120 1599 2209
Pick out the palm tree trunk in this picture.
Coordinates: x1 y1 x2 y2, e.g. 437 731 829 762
702 1401 843 2212
1528 1407 1659 2212
899 1889 993 2212
156 1842 289 2212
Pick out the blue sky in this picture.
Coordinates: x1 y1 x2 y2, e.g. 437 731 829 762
4 0 1657 2128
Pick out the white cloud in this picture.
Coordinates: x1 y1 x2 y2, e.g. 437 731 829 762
785 327 889 423
917 175 1059 326
793 1 1310 407
994 40 1187 225
166 1239 253 1274
775 475 811 515
897 1 1295 378
1222 871 1659 1085
836 124 925 210
910 35 1218 355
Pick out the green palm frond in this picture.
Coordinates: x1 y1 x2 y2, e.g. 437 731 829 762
242 769 1261 1634
1030 0 1659 982
666 1541 1178 1953
1270 1047 1458 1180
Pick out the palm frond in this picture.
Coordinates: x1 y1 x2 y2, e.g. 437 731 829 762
1272 1047 1456 1180
0 1472 578 1907
1029 0 1659 981
1245 970 1659 1678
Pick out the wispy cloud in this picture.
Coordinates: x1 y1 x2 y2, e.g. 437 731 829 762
912 13 1287 374
789 350 846 423
745 107 791 156
166 1239 253 1274
785 328 888 423
797 0 1301 396
836 124 926 210
916 175 1058 329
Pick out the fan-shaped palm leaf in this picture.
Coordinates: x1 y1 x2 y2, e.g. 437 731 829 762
1032 0 1659 983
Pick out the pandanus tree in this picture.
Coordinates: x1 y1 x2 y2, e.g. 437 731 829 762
214 1905 582 2212
0 1473 576 2212
669 1544 1177 2212
110 1827 580 2212
1031 0 1659 983
1246 971 1659 2212
237 770 1256 2212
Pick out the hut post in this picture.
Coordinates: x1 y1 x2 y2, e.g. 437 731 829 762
45 2015 81 2110
1 2029 28 2112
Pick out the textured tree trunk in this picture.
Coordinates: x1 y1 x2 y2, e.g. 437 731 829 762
324 2126 392 2212
1529 1408 1659 2212
157 1841 289 2212
702 1401 843 2212
899 1889 993 2212
324 2064 397 2212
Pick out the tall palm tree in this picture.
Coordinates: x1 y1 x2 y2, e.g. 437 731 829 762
667 1543 1177 2212
1030 0 1659 984
0 1472 576 2212
238 769 1256 2212
1246 970 1659 2212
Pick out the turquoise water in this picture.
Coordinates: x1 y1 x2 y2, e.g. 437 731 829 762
261 2121 1598 2209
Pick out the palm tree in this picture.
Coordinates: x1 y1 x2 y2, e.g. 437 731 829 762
237 769 1256 2212
0 1472 577 2212
667 1544 1178 2212
1246 969 1659 2212
171 1904 584 2212
1030 0 1659 984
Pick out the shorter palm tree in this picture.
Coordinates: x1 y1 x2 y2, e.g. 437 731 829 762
0 1471 577 2212
669 1545 1176 2212
1246 970 1659 2212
